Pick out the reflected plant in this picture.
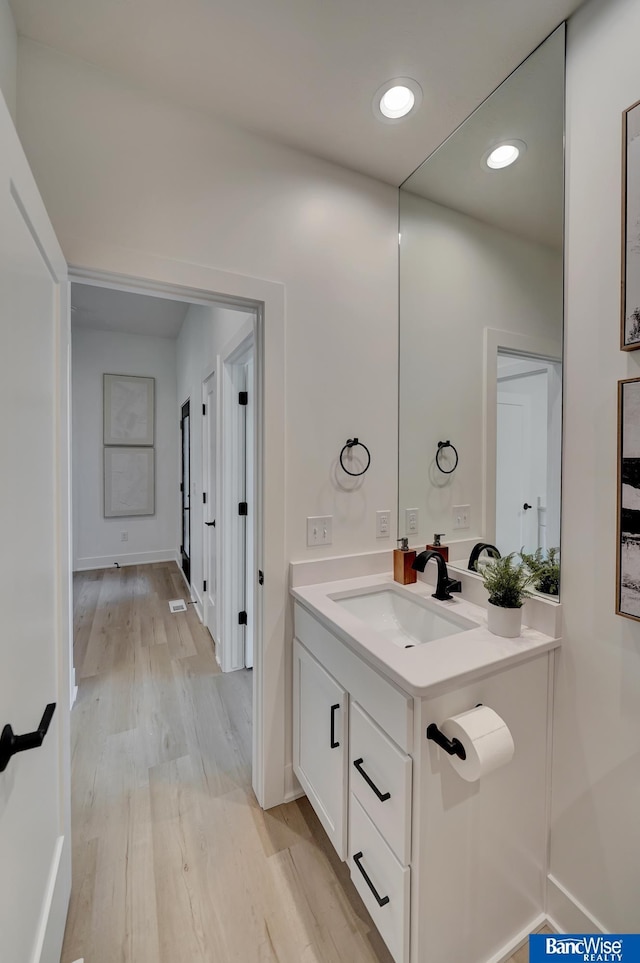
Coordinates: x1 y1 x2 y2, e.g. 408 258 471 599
519 546 560 596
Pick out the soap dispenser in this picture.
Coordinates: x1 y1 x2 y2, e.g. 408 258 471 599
394 537 417 585
426 533 449 562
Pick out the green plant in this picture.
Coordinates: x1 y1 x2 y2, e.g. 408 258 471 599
481 553 534 609
519 546 560 596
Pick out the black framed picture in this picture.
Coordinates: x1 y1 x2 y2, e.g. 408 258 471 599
617 377 640 619
622 100 640 350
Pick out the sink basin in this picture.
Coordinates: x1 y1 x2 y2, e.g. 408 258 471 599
331 587 477 648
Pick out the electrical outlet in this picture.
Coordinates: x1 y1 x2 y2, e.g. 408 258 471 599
120 531 128 542
452 505 471 530
376 510 391 538
405 508 419 535
306 515 333 547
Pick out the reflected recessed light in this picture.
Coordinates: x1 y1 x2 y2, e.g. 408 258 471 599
482 139 527 170
374 78 422 123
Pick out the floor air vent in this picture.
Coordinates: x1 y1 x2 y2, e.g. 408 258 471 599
168 599 188 614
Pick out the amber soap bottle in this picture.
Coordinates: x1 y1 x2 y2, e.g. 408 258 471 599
394 537 417 584
426 533 449 562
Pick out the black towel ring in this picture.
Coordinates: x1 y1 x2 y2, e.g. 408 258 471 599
339 438 371 477
435 440 459 474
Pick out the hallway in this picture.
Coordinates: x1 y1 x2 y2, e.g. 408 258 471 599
63 563 394 963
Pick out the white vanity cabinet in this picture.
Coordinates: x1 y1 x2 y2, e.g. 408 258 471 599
292 639 348 858
292 592 557 963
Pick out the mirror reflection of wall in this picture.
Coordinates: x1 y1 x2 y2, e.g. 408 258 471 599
398 25 565 597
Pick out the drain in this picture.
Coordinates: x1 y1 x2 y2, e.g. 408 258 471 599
169 599 187 614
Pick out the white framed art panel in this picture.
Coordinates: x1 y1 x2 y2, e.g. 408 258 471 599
104 446 155 517
103 373 155 445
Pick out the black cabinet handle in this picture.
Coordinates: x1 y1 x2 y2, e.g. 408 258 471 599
330 703 340 748
523 503 532 511
0 703 56 773
353 851 390 907
353 758 391 801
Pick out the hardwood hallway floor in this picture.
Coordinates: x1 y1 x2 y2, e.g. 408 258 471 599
63 562 394 963
63 562 537 963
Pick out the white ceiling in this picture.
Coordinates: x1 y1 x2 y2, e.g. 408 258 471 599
11 0 583 186
403 27 564 248
71 283 191 338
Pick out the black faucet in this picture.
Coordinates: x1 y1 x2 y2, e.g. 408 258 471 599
467 542 501 571
412 550 462 601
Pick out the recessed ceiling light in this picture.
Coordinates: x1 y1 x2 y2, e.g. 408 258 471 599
373 78 422 123
482 139 527 170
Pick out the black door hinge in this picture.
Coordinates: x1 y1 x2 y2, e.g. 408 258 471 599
238 610 248 625
258 570 264 585
202 403 206 415
180 482 183 492
238 502 248 516
203 580 207 592
239 391 248 406
203 492 207 504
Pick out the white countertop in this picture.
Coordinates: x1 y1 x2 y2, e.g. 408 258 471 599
291 573 561 697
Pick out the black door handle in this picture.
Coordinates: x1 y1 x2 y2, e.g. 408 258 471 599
353 852 390 906
523 503 532 511
330 703 340 748
353 758 391 801
0 703 56 772
205 520 215 526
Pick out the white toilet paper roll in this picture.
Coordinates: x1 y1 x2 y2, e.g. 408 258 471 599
439 706 514 782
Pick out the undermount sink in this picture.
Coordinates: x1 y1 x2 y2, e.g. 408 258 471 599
330 586 478 648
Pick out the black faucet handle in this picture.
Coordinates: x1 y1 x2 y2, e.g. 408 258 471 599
446 577 462 594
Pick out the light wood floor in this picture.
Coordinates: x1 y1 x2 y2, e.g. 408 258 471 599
63 562 542 963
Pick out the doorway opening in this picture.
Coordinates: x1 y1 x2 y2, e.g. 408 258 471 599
69 275 264 793
495 350 562 556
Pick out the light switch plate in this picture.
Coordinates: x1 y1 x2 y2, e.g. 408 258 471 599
307 515 333 546
452 505 471 530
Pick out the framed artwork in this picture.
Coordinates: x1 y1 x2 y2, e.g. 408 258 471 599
622 99 640 350
104 447 155 517
617 377 640 620
103 374 155 446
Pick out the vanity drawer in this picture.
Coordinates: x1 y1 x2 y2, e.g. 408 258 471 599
350 701 412 865
349 794 410 963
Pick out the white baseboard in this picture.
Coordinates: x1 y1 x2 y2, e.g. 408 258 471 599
546 874 606 934
191 584 204 623
33 835 70 963
283 763 304 804
74 548 177 571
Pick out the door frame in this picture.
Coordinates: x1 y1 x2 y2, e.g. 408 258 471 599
202 368 218 645
483 327 561 546
180 398 191 582
68 256 285 810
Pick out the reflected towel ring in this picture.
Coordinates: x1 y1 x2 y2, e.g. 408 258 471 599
339 438 371 477
435 440 459 474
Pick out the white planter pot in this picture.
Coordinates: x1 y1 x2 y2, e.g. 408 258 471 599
487 602 522 638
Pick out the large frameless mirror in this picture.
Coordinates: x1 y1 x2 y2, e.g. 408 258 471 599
398 25 565 598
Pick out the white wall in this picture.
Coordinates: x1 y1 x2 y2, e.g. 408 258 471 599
72 326 178 569
399 192 562 548
0 0 16 120
548 0 640 931
16 39 399 563
176 302 254 608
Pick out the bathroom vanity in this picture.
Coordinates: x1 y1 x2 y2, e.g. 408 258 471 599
291 573 561 963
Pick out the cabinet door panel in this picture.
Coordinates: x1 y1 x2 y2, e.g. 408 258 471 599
293 639 347 858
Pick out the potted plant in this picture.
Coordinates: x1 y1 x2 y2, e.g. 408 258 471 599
480 553 534 638
519 547 560 597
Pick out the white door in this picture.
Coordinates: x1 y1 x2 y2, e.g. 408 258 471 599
0 97 71 962
203 372 218 642
496 398 533 554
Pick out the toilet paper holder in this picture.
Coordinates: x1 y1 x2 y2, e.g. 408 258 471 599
426 722 466 760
